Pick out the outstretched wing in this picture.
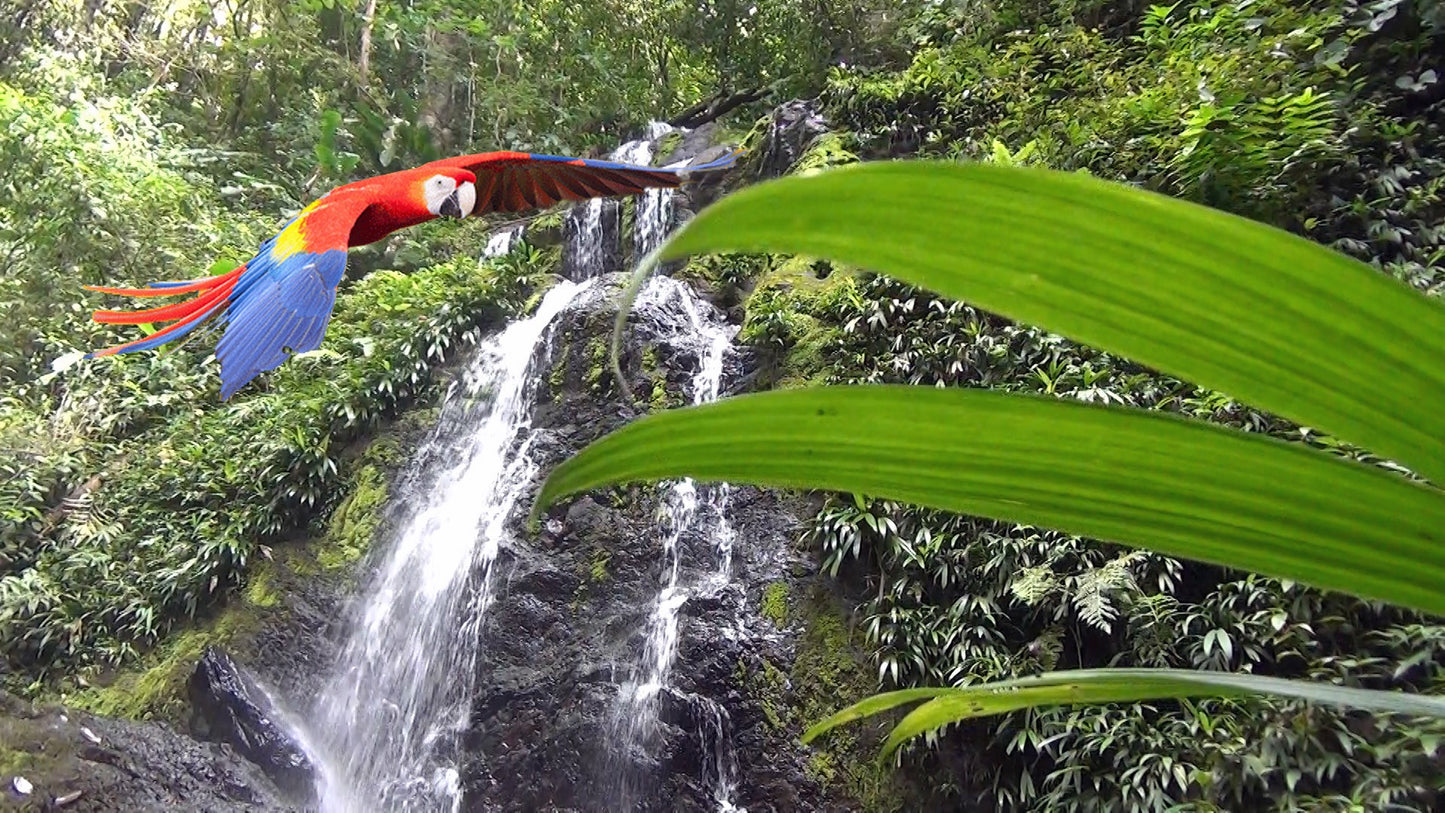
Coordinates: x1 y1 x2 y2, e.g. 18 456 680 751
422 147 744 214
87 194 371 400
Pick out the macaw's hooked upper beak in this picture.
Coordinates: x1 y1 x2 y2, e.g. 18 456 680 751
439 180 477 219
438 192 462 218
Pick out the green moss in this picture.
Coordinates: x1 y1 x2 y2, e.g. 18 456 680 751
656 130 684 161
584 337 610 394
741 115 769 147
0 750 35 777
791 131 859 176
676 252 768 292
795 589 905 811
547 329 572 399
649 378 671 410
244 563 280 608
758 659 788 731
63 604 265 724
640 345 681 411
738 584 908 812
362 431 405 469
761 581 791 626
318 464 387 572
589 546 611 583
739 256 861 388
0 708 67 781
806 750 839 785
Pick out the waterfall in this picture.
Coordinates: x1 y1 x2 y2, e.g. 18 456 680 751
618 122 678 262
481 224 523 259
605 273 743 812
564 122 676 280
292 122 750 813
304 277 598 813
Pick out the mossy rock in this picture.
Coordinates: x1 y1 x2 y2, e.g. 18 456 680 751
60 578 278 725
740 583 914 812
739 255 862 388
655 130 685 162
791 131 860 176
525 210 567 247
317 463 388 573
761 580 791 626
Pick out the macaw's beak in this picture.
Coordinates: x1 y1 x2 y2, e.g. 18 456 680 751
440 181 477 219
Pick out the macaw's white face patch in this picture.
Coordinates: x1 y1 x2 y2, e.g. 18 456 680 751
424 174 476 218
453 180 476 218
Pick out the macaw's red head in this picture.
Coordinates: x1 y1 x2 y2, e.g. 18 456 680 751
342 166 479 247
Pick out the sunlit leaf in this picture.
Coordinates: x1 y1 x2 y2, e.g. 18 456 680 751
803 669 1445 758
619 161 1445 486
534 385 1445 617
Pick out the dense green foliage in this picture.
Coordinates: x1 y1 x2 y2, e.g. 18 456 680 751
2 239 544 684
5 0 1445 810
0 0 903 690
713 1 1445 809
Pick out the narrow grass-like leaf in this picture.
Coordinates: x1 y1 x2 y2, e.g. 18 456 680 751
822 669 1445 758
800 687 954 744
640 161 1445 486
533 386 1445 617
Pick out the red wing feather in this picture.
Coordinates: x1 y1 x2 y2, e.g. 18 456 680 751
421 150 710 215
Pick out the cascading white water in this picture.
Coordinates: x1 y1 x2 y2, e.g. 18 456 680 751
481 224 523 259
606 273 744 811
617 121 678 261
563 196 609 280
288 122 750 813
589 122 747 811
304 277 598 813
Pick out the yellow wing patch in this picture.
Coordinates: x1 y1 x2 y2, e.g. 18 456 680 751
271 199 325 262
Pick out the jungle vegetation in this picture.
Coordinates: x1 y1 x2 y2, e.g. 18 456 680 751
4 0 1445 811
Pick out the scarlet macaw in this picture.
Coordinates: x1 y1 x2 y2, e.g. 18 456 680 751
84 148 742 399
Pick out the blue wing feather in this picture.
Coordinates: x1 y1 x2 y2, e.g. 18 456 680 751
213 248 348 399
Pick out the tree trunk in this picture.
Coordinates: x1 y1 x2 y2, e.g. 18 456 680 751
668 85 773 129
357 0 378 85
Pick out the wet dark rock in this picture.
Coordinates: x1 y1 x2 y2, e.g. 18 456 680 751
749 99 830 182
0 690 291 813
187 648 316 805
456 271 874 812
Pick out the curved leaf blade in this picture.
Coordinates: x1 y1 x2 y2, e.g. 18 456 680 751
651 161 1445 486
534 386 1445 616
801 687 954 744
871 669 1445 758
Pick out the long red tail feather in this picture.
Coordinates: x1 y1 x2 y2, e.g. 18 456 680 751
86 265 247 358
83 266 244 298
88 293 234 358
92 278 239 325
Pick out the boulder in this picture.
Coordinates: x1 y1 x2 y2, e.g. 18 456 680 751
187 647 316 804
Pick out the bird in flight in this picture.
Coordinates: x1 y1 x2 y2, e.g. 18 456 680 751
84 147 742 399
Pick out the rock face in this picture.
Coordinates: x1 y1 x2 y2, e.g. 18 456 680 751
0 690 292 813
745 99 829 183
449 105 917 811
188 647 317 804
454 271 899 811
